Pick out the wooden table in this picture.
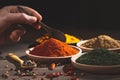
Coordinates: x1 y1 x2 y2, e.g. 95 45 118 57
0 42 120 80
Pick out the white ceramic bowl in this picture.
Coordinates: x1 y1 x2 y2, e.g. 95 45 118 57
71 52 120 74
26 45 82 63
77 40 120 52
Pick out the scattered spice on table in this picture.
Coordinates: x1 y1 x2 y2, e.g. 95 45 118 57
63 64 76 76
46 72 63 79
81 35 120 49
30 38 79 57
1 71 10 79
76 48 120 65
5 65 9 68
49 63 56 70
70 76 80 80
63 64 84 79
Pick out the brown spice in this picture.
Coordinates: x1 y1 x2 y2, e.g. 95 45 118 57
30 38 78 57
82 35 120 48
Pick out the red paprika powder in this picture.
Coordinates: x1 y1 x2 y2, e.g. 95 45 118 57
29 38 79 57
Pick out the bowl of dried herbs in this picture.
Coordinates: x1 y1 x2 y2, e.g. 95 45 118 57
71 48 120 74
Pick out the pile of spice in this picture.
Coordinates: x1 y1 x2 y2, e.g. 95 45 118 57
30 38 79 57
36 34 80 44
76 48 120 66
81 35 120 49
36 35 49 43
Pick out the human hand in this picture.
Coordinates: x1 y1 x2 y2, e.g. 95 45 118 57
0 5 42 45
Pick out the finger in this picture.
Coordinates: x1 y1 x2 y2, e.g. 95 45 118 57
10 29 26 42
6 13 37 25
6 13 41 29
2 5 42 20
17 6 42 29
18 5 42 21
3 5 42 29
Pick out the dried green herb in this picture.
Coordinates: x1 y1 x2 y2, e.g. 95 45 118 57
76 48 120 65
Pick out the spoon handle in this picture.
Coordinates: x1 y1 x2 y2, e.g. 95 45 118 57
8 53 24 64
37 21 52 33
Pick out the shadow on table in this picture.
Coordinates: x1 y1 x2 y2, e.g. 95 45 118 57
0 56 4 60
0 51 3 59
0 53 5 60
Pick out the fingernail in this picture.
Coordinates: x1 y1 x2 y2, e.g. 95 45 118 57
34 25 41 29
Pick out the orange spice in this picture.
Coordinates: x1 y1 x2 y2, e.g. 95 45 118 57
30 38 78 57
50 63 56 70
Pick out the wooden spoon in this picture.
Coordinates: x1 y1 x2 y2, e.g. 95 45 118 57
8 53 37 69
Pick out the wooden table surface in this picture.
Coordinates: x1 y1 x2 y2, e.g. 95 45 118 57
0 28 120 80
0 42 120 80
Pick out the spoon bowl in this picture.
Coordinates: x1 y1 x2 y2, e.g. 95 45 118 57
8 53 37 69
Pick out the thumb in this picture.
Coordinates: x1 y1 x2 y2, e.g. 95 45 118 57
6 13 37 25
10 29 26 42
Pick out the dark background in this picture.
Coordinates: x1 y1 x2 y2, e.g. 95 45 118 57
0 0 120 40
1 0 120 29
0 0 87 28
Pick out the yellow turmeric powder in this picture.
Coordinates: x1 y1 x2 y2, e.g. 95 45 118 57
65 34 80 44
30 38 79 57
36 34 80 44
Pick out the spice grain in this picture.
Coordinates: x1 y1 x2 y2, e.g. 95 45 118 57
82 35 120 49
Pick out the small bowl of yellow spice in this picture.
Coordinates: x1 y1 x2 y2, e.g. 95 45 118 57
77 35 120 52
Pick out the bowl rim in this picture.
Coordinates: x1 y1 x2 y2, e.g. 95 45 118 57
71 52 120 68
71 52 120 75
26 45 82 59
76 40 120 50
